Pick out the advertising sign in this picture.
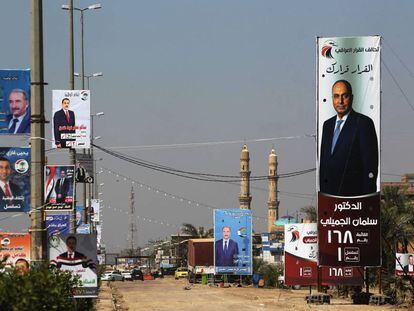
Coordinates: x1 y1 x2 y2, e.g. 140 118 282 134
0 232 30 266
284 223 363 286
52 90 90 149
0 69 30 134
214 209 252 275
76 206 84 226
317 36 381 267
45 165 75 211
49 234 98 298
76 224 91 234
76 153 94 183
91 199 100 222
46 214 70 236
0 148 30 212
395 253 414 276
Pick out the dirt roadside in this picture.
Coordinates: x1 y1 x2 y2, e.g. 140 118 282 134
109 277 404 311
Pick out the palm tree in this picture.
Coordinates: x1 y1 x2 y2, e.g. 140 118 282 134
300 205 317 222
181 223 213 238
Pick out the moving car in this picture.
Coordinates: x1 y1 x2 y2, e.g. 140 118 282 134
174 267 188 280
131 268 144 281
102 270 124 281
121 271 133 281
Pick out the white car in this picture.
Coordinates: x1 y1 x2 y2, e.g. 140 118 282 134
102 271 124 281
121 271 133 281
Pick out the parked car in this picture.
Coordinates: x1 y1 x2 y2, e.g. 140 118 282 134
131 268 144 281
121 271 133 281
174 267 188 280
102 270 124 281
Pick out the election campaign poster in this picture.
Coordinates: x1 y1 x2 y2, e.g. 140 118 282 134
284 223 363 286
46 214 70 236
0 148 30 212
49 233 98 298
45 165 75 211
76 153 94 183
91 199 100 222
214 209 252 275
0 232 30 267
76 206 84 226
317 36 381 267
0 69 30 134
77 224 91 234
52 90 90 149
395 253 414 276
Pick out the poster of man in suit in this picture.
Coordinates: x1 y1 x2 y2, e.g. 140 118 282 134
44 165 75 211
0 148 30 212
317 36 381 267
52 90 90 149
49 234 97 298
0 69 31 134
214 209 252 275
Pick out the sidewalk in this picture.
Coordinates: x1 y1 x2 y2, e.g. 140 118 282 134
95 282 114 311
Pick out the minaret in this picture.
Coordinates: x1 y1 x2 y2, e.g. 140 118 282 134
239 144 252 209
267 147 279 232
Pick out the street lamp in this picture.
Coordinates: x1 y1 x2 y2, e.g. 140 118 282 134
91 112 104 199
74 72 103 89
62 3 102 89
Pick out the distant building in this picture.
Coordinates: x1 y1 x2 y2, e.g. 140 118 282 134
381 173 414 200
267 148 279 233
239 144 252 209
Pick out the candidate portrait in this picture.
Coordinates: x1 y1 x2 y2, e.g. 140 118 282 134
215 226 239 267
0 156 24 211
319 79 378 196
53 97 76 148
6 89 30 134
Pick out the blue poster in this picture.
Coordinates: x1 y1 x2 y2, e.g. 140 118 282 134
76 206 83 226
46 214 70 236
0 148 30 212
0 69 30 134
214 209 252 275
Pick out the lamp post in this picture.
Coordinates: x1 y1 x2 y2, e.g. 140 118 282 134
91 112 104 199
74 72 103 89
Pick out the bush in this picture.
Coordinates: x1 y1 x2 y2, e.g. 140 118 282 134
0 263 93 311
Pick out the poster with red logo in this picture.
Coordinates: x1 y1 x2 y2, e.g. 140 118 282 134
317 36 381 267
0 232 30 266
284 223 363 286
44 165 75 211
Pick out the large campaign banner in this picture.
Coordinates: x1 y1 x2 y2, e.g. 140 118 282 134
317 36 381 267
0 232 30 267
395 253 414 276
52 90 90 149
46 214 70 236
214 209 252 275
0 69 30 134
49 233 98 298
0 148 30 212
45 165 75 211
284 223 364 286
91 199 100 222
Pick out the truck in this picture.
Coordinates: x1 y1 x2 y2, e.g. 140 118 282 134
187 238 214 282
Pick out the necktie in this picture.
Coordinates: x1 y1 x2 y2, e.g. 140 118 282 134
4 184 12 198
8 119 19 133
65 111 70 123
224 241 228 253
331 120 343 154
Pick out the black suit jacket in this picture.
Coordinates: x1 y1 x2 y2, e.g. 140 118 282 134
215 239 239 266
54 178 70 201
6 112 30 134
319 110 378 196
53 109 76 147
0 181 24 211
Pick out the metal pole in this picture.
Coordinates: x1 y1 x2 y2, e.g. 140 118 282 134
69 0 77 234
30 0 46 263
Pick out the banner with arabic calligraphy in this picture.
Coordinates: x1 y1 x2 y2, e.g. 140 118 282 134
0 147 30 212
0 232 30 266
284 223 364 286
44 165 75 211
317 36 381 267
46 213 70 236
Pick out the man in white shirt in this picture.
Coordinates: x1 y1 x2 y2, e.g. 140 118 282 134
6 89 30 134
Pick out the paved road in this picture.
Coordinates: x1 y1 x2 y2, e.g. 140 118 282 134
108 277 393 311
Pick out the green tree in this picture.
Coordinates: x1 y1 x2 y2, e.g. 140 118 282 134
181 223 213 238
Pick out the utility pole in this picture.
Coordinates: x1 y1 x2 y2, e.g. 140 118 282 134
30 0 46 262
129 187 136 254
68 0 77 234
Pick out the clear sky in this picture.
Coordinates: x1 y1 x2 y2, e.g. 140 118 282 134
1 0 413 252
